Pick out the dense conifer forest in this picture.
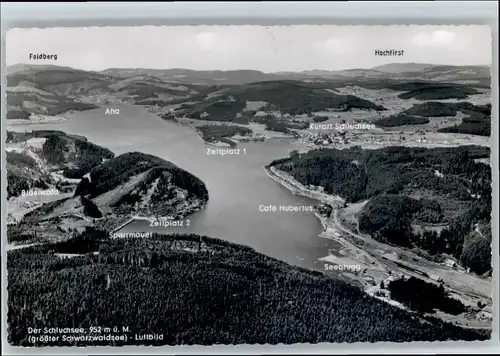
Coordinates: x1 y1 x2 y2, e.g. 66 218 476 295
7 231 489 346
269 145 492 273
74 152 207 202
5 130 114 198
373 114 429 127
387 277 466 315
197 124 253 146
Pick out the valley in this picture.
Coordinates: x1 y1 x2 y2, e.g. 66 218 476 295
5 61 493 345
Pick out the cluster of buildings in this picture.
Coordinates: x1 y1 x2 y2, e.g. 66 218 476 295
300 130 349 147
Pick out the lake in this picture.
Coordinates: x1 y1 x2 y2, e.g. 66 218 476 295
8 105 335 270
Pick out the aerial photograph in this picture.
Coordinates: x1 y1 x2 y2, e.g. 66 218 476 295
4 25 493 346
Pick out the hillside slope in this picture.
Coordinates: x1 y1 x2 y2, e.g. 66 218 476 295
74 152 209 218
174 80 387 126
7 232 489 346
6 65 203 113
373 63 491 84
100 68 279 85
9 151 209 244
269 145 492 271
6 85 98 117
6 130 114 198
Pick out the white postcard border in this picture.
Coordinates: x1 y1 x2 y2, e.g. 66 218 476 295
1 2 498 355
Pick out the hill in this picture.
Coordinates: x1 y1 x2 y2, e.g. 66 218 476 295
277 68 388 80
6 64 83 75
75 151 207 200
406 65 491 82
438 103 491 136
101 68 279 86
6 151 51 199
6 65 203 113
108 76 198 103
372 63 437 74
6 65 102 117
5 130 114 198
401 101 491 136
6 64 490 124
383 81 484 101
225 81 387 113
6 85 98 117
9 151 209 244
268 145 491 269
373 114 429 127
71 152 208 221
175 80 387 125
7 232 488 346
7 67 114 96
372 64 491 84
404 102 459 117
438 112 491 136
282 64 490 85
196 124 253 147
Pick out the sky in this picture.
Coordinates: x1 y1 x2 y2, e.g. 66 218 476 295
6 25 492 72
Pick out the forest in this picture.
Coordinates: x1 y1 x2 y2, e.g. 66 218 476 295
74 152 208 206
404 101 488 117
38 131 115 176
7 68 110 87
404 102 459 117
74 152 173 198
7 231 488 346
269 145 492 272
228 81 387 114
460 227 492 275
358 195 443 245
387 277 466 315
179 80 387 121
397 85 479 100
6 89 98 117
63 139 116 178
6 151 51 198
373 114 429 127
251 114 309 133
389 101 492 136
183 98 249 123
122 82 187 101
357 193 491 275
108 165 209 218
438 111 491 136
197 124 252 146
269 145 490 203
312 116 329 123
6 130 114 198
15 130 114 178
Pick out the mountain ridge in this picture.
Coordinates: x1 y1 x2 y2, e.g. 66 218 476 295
7 62 490 77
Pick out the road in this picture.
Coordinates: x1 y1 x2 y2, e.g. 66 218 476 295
331 209 492 330
332 209 491 302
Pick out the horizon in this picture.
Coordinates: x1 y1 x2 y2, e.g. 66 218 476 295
6 61 492 75
6 25 492 72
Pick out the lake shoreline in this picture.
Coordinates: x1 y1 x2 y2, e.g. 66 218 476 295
7 106 353 273
264 165 344 207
